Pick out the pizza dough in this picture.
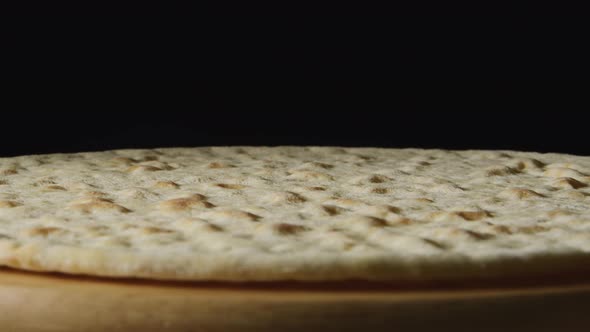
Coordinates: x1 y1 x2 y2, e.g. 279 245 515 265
1 147 589 281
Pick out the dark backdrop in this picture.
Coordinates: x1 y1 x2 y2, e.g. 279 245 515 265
1 82 587 157
3 6 589 79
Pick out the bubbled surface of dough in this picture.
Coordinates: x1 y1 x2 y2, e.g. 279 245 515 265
1 147 590 281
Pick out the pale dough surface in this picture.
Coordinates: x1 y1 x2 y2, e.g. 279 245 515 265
1 147 590 281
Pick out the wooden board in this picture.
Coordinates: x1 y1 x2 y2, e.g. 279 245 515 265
1 268 590 332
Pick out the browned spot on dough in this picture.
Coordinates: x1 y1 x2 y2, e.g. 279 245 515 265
422 238 448 249
381 205 401 214
111 157 137 165
154 181 180 189
355 154 375 161
274 223 309 235
206 224 224 232
32 179 56 187
486 166 519 177
322 205 343 216
0 200 20 208
492 225 512 234
142 227 175 234
300 161 334 169
82 191 108 198
44 185 67 191
86 225 109 232
215 210 261 221
371 187 388 194
282 192 307 203
464 230 495 240
158 195 213 211
518 225 548 234
369 175 390 183
143 155 159 161
85 197 114 203
455 211 492 221
208 162 235 169
216 183 246 190
367 217 389 227
414 198 434 203
0 180 7 185
514 159 545 170
27 227 62 237
513 161 526 170
189 193 207 200
70 198 131 214
233 234 252 240
0 233 12 240
392 217 413 225
500 188 545 199
313 162 334 169
1 169 18 175
553 177 588 189
139 161 174 171
430 211 492 222
343 242 355 251
308 186 326 191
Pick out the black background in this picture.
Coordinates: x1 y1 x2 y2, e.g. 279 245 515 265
3 4 590 79
2 6 588 154
1 82 588 157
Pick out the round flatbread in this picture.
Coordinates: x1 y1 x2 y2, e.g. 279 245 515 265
1 147 589 281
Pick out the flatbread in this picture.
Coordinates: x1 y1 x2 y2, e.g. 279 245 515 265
1 147 590 281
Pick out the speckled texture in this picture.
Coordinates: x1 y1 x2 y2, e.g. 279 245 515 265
1 147 590 281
